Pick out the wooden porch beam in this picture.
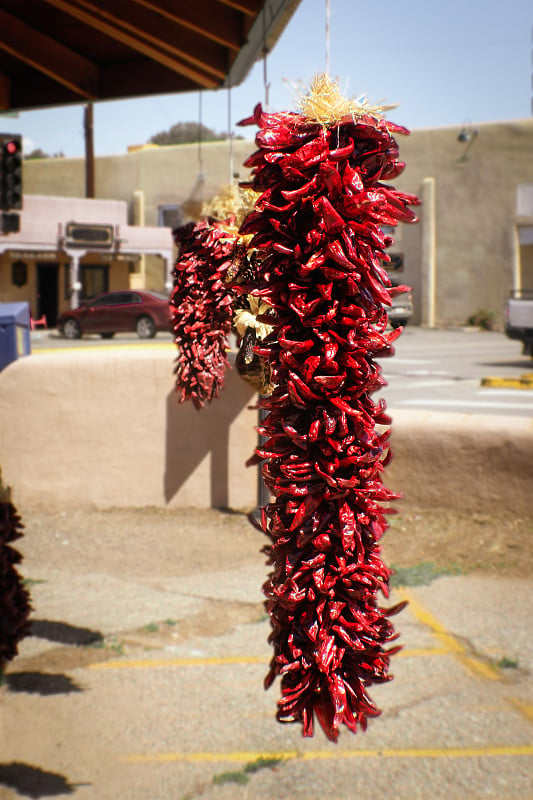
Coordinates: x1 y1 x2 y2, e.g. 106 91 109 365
217 0 262 15
43 0 220 88
0 73 11 110
0 8 98 100
129 0 243 51
86 0 229 79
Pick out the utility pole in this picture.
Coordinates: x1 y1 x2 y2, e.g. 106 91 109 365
84 101 94 198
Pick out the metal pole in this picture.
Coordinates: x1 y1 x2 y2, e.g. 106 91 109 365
256 399 270 514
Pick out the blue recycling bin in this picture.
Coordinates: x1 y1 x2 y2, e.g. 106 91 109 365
0 302 31 371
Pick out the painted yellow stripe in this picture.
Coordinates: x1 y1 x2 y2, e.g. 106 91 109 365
124 744 533 764
89 654 268 670
34 343 174 355
397 588 501 681
481 376 533 389
507 697 533 724
396 646 450 658
88 647 447 671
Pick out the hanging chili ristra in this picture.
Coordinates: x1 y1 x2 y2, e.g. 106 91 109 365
237 75 420 741
171 186 260 409
0 474 32 673
170 219 236 409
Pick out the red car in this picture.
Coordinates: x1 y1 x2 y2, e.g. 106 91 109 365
57 290 171 339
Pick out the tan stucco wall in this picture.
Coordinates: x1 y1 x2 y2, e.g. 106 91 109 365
393 119 533 325
0 347 258 511
0 348 531 517
24 140 255 226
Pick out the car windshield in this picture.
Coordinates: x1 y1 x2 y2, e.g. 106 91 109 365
145 291 169 301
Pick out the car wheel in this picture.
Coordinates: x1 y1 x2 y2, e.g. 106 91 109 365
136 315 156 339
62 318 81 339
391 319 408 329
100 332 115 339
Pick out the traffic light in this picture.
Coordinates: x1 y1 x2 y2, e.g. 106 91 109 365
0 134 22 210
1 212 20 234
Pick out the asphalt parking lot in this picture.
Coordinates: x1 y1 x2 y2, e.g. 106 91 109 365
1 507 532 800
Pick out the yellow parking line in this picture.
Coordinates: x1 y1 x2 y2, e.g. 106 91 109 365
397 588 501 681
124 744 533 764
89 654 268 670
88 647 448 671
33 343 174 355
507 697 533 724
481 376 533 389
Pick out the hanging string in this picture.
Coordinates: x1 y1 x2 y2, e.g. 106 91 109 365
262 0 270 109
325 0 331 75
227 85 234 183
198 90 204 177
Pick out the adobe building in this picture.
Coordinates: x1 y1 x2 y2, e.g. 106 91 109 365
0 194 173 326
3 118 533 328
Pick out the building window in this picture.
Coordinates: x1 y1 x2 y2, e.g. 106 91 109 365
65 263 109 301
11 260 27 287
81 264 109 299
158 204 184 230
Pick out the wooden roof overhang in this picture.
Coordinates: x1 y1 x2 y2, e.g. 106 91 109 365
0 0 301 111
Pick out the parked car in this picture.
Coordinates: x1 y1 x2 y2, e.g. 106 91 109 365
505 290 533 356
387 277 413 328
57 290 171 339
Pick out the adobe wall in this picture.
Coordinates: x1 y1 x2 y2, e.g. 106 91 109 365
393 119 533 327
0 349 531 517
0 348 258 512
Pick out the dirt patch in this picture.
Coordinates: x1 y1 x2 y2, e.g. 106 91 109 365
125 599 265 646
382 510 533 577
19 506 261 578
19 505 533 581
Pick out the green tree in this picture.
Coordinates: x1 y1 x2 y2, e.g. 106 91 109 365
148 121 243 146
24 148 50 159
24 148 65 159
148 121 227 146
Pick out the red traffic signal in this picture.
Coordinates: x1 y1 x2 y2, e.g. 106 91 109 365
0 134 22 211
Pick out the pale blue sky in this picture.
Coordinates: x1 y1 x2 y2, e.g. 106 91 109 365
1 0 531 157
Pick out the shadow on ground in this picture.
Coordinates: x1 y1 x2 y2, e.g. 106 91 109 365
0 762 83 797
30 620 103 646
4 671 83 695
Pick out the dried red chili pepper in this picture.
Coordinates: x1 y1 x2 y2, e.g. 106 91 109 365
0 476 32 672
239 75 419 742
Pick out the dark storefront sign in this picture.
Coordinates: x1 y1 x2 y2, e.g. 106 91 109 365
65 223 114 248
11 260 27 287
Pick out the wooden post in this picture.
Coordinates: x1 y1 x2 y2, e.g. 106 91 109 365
84 102 95 198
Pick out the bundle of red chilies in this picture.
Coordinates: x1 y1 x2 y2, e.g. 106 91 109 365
0 479 32 672
170 220 236 409
172 76 419 741
235 84 420 741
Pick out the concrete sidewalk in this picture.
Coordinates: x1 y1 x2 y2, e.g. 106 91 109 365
1 510 532 800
